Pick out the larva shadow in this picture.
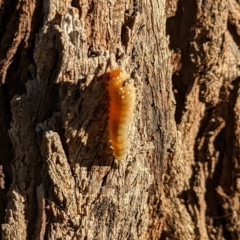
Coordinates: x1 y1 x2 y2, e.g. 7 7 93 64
59 73 114 168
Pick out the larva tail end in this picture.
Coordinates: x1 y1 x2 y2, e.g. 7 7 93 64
115 158 123 163
114 154 126 162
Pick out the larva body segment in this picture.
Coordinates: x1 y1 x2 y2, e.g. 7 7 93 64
107 69 136 161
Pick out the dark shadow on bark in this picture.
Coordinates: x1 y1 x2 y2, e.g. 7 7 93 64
166 0 198 124
190 76 240 239
0 1 44 234
58 73 113 168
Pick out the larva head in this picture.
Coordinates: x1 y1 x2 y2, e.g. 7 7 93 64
108 68 122 79
108 68 132 92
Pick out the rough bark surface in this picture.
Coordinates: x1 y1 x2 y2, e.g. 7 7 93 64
165 0 240 239
1 0 239 239
0 0 173 239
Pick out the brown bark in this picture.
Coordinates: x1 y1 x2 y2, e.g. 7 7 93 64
165 0 240 239
0 0 239 239
0 0 171 239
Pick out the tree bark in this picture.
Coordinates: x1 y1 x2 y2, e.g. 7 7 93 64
1 0 172 239
0 0 238 239
166 0 240 239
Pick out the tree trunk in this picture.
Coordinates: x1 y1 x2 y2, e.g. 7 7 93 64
0 0 238 239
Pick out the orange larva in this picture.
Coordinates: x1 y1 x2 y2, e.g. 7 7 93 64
107 68 136 161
